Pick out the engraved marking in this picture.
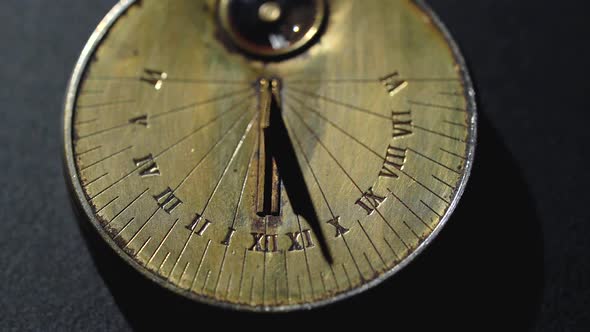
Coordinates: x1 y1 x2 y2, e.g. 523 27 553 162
147 218 181 266
167 111 257 279
440 147 467 160
320 272 327 293
189 239 211 291
238 249 248 299
444 119 468 128
387 189 433 231
151 89 253 119
202 270 212 292
355 187 386 215
380 71 408 96
391 111 413 138
439 91 462 96
285 107 410 250
83 172 108 188
401 171 451 204
326 216 349 237
383 237 400 261
421 200 442 218
287 87 390 119
216 150 257 294
88 100 253 200
96 196 118 214
140 68 168 90
358 221 386 266
288 94 390 161
432 174 454 189
76 122 133 140
186 214 212 236
75 145 101 157
295 216 315 299
284 252 290 302
158 252 171 272
249 233 278 252
249 277 255 304
379 145 407 179
76 118 98 126
153 187 182 214
364 252 377 275
221 227 236 246
135 237 152 258
342 264 352 288
80 89 103 95
286 229 315 251
409 148 460 174
133 154 161 177
129 114 148 127
329 264 340 290
413 125 466 142
275 278 279 304
77 99 135 110
115 218 135 238
107 188 149 226
286 77 460 84
178 262 190 284
409 100 465 112
80 145 133 171
124 206 160 247
224 274 232 298
214 246 229 296
297 275 304 301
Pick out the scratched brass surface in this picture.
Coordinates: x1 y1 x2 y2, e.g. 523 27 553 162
65 0 475 310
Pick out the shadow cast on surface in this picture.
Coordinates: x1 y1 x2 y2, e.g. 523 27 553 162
79 112 544 331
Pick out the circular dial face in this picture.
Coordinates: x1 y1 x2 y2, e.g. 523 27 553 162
64 0 476 311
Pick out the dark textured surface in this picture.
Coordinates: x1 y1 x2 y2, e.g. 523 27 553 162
0 1 588 331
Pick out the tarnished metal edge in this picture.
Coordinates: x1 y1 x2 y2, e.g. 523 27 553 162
63 0 477 313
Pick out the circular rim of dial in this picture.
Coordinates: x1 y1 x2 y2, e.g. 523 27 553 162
63 0 477 312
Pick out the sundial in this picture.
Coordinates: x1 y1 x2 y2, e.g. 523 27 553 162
63 0 476 311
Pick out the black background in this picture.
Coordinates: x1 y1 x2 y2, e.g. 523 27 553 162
1 1 589 331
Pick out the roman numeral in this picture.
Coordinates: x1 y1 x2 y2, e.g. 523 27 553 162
221 227 236 246
140 68 167 90
186 214 212 236
326 217 349 237
249 233 278 252
391 111 413 138
380 71 408 96
379 145 407 179
153 187 182 214
129 114 148 127
355 187 386 215
286 229 315 251
133 154 160 177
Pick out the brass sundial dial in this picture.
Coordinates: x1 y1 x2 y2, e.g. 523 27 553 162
63 0 476 311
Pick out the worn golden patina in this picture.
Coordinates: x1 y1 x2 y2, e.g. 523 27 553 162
64 0 476 311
